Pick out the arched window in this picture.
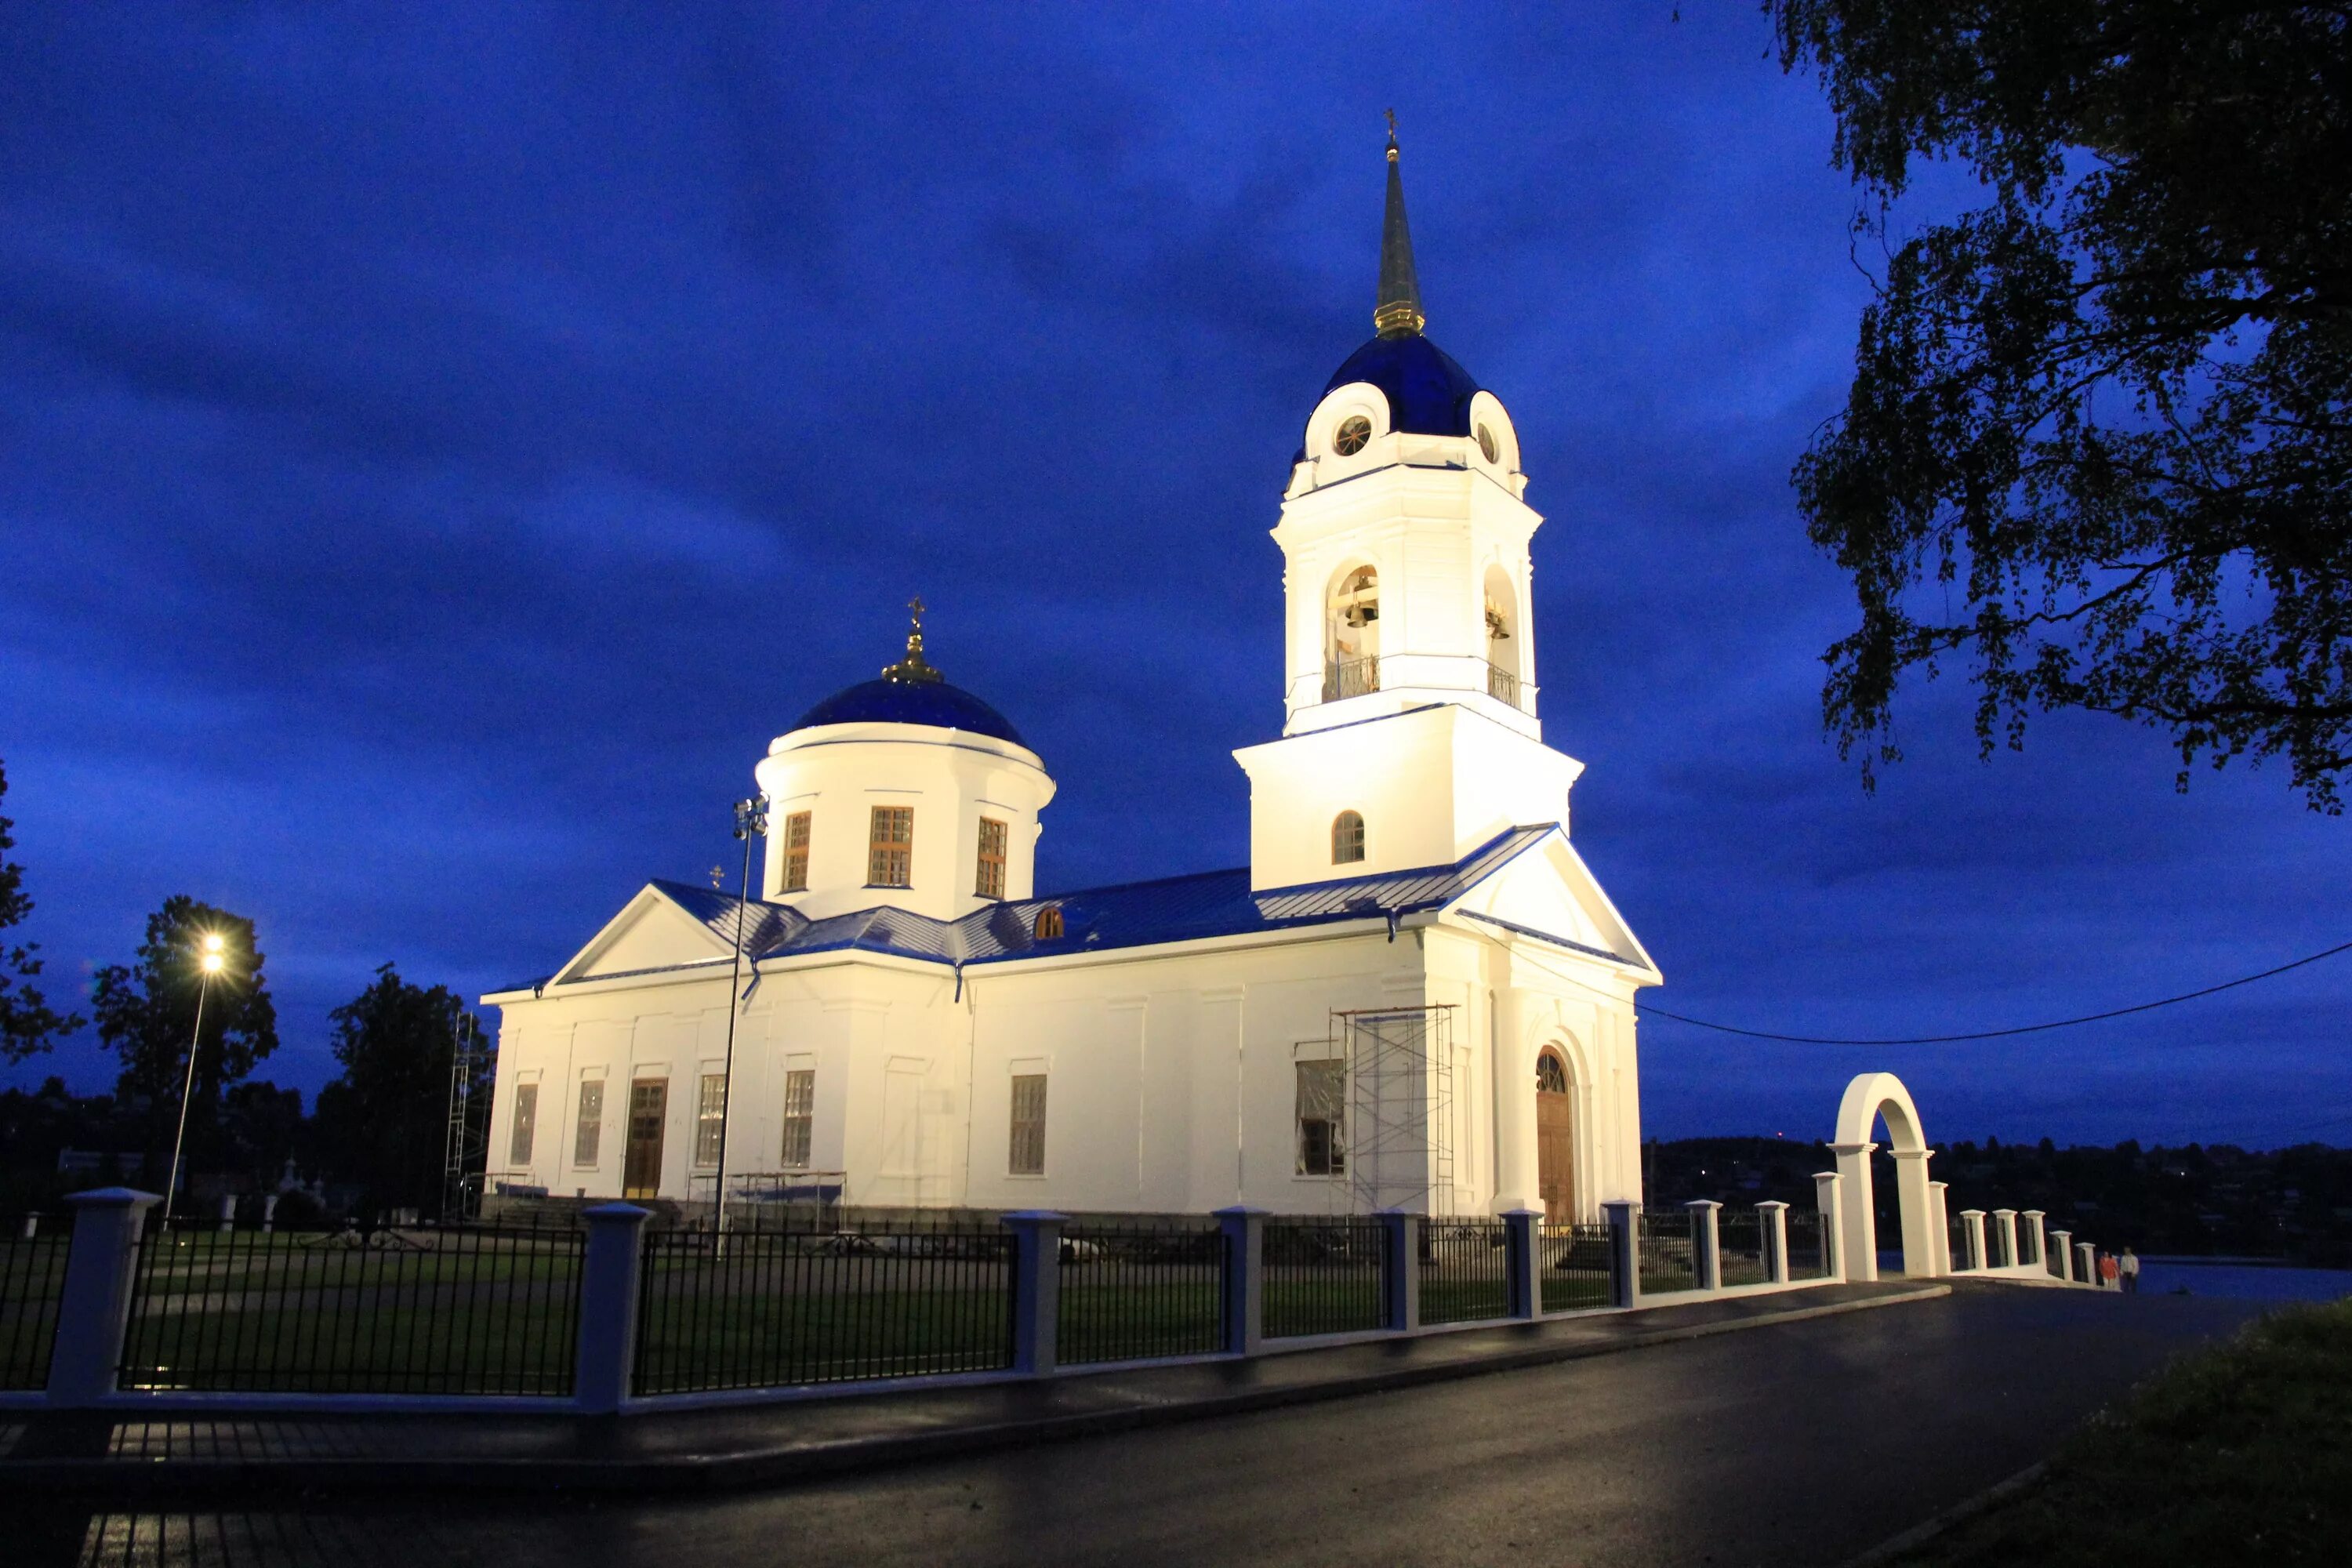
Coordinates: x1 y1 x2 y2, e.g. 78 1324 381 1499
1331 811 1366 865
1033 906 1065 941
1323 566 1380 700
1483 564 1523 709
1535 1051 1570 1094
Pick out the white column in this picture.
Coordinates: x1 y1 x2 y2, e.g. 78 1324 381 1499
2023 1210 2049 1270
1960 1210 1987 1272
1003 1210 1066 1375
1813 1171 1846 1283
1491 989 1537 1212
1927 1181 1952 1277
1830 1142 1877 1282
1889 1148 1936 1279
47 1187 161 1408
574 1202 649 1414
1684 1200 1722 1292
1993 1209 2020 1270
1218 1206 1266 1354
1757 1201 1791 1284
2074 1239 2098 1285
1380 1210 1421 1332
216 1195 236 1233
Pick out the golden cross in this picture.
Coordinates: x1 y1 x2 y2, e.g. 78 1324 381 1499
908 594 925 627
1385 108 1396 140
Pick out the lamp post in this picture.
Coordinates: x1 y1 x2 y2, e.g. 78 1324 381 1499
161 932 227 1232
711 794 768 1242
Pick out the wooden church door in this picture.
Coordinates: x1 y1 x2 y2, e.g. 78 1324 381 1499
624 1078 668 1199
1535 1051 1575 1223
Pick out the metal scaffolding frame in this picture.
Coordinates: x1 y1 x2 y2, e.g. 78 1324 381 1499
441 1011 492 1222
1323 1004 1457 1216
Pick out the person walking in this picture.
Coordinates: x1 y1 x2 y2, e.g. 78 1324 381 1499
2119 1248 2140 1294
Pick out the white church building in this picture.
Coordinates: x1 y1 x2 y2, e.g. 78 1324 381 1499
482 136 1662 1222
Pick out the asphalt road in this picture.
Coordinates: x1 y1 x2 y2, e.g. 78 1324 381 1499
20 1285 2261 1568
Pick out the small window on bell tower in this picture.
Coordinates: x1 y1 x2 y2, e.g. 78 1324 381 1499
1332 811 1366 865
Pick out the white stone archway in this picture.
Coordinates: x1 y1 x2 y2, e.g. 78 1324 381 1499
1831 1073 1940 1282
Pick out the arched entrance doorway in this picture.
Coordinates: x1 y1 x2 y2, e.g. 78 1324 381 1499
1535 1049 1575 1223
1831 1072 1940 1281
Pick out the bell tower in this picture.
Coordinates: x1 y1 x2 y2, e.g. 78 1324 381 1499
1235 129 1583 891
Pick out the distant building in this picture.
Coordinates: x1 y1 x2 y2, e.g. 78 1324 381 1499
482 136 1661 1221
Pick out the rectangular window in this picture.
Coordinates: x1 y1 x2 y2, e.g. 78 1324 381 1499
781 1069 815 1168
781 810 811 892
1295 1059 1346 1176
573 1080 604 1167
868 805 913 887
975 816 1007 899
694 1073 727 1167
509 1082 538 1167
1008 1073 1047 1175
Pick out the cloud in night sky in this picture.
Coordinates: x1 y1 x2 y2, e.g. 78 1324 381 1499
2 2 2347 1148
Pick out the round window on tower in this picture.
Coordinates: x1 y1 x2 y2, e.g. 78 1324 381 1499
1333 415 1372 456
1476 423 1498 464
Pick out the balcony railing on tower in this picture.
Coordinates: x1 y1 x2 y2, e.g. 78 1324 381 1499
1322 655 1381 702
1485 660 1520 708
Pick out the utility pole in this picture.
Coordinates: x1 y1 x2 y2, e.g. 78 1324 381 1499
712 793 768 1243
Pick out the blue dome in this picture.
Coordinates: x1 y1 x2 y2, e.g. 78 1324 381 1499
1321 333 1482 439
791 677 1027 746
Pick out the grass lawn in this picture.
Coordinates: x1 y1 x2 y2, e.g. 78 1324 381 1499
1897 1298 2352 1565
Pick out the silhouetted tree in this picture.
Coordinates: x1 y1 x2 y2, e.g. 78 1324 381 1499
314 964 484 1214
1770 2 2352 807
0 760 82 1061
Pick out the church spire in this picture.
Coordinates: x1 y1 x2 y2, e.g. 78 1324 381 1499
1373 112 1425 339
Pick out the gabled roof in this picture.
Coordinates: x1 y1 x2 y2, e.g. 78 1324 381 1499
500 823 1638 998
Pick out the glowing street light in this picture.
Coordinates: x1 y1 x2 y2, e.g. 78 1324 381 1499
162 931 227 1230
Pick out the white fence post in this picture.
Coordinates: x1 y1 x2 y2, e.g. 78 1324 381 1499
1959 1210 1987 1272
574 1202 649 1414
1992 1209 2019 1269
1684 1200 1722 1292
1003 1210 1065 1376
2022 1210 2048 1269
2075 1239 2098 1285
1602 1200 1639 1308
1502 1209 1541 1319
216 1196 236 1234
1927 1181 1953 1276
46 1187 160 1408
1217 1207 1266 1356
1813 1172 1846 1283
1379 1210 1421 1332
2050 1227 2074 1281
1757 1200 1790 1284
261 1194 279 1234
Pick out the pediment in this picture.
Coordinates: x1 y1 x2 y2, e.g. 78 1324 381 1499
1444 833 1661 981
556 887 738 985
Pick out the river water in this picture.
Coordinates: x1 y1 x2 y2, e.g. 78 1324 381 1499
2136 1261 2352 1302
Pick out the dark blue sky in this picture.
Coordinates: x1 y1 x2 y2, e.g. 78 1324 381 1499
3 2 2346 1148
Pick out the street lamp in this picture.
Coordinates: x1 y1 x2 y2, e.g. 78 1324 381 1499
711 795 768 1243
162 932 227 1231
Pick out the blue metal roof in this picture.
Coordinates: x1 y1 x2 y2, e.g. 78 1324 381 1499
516 825 1609 998
791 677 1026 746
1321 333 1481 439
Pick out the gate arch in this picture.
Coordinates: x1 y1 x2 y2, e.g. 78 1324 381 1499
1832 1073 1940 1281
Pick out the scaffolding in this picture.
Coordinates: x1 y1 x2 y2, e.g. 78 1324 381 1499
1318 1005 1457 1216
441 1011 492 1222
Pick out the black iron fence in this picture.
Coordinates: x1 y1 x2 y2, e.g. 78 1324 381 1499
1787 1209 1831 1281
1 1214 70 1390
1716 1208 1767 1287
1948 1216 1974 1270
2018 1222 2042 1267
1263 1219 1385 1338
1419 1219 1511 1325
1539 1222 1613 1312
1988 1220 2015 1269
1637 1212 1693 1295
634 1222 1015 1394
117 1221 585 1395
1058 1220 1224 1365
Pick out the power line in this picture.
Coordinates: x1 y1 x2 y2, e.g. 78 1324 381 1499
1635 936 2352 1046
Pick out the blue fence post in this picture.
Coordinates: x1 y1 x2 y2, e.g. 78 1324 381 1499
574 1202 649 1414
1502 1208 1541 1319
1003 1210 1066 1376
1757 1200 1790 1284
1378 1210 1421 1333
1217 1207 1266 1356
1683 1200 1722 1292
47 1187 160 1409
1601 1200 1639 1308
